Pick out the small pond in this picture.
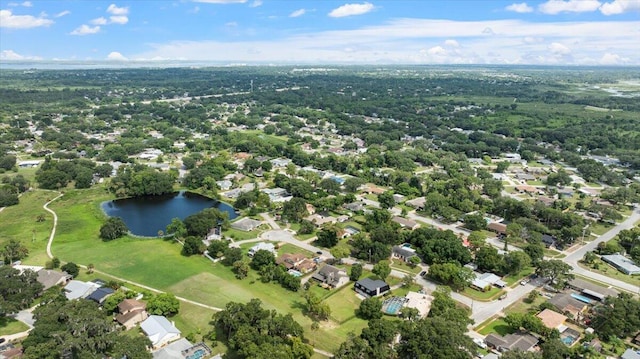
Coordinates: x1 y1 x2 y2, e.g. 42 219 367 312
101 191 237 237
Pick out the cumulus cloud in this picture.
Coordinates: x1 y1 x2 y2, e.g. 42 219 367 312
249 0 262 7
0 9 53 28
70 24 101 35
55 10 70 17
133 18 640 65
444 39 460 47
0 49 42 60
107 51 128 61
109 15 128 24
599 52 630 65
21 1 32 7
328 2 375 18
505 2 534 13
539 0 602 14
600 0 640 15
548 42 571 55
289 8 306 17
90 17 108 25
107 4 129 15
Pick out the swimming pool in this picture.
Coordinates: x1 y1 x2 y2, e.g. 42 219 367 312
382 297 406 315
185 349 206 359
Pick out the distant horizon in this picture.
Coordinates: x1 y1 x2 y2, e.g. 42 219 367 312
1 1 639 66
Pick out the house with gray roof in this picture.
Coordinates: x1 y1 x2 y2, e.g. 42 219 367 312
567 278 619 301
86 287 115 304
405 197 426 210
621 349 640 359
601 254 640 275
354 278 390 298
152 338 213 359
36 269 72 291
64 280 100 300
392 245 419 263
141 315 182 349
485 332 538 352
312 265 349 289
392 216 419 230
231 217 262 232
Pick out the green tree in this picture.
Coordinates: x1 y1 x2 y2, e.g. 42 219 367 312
428 262 474 291
372 260 391 281
540 338 570 359
147 293 180 316
233 259 250 279
99 217 129 241
356 297 383 320
591 293 640 341
535 260 574 289
349 263 363 282
464 213 487 231
304 291 331 321
61 262 80 278
397 316 475 359
281 197 308 223
503 251 531 275
207 240 229 258
0 266 43 316
298 219 315 235
1 239 29 264
182 236 204 256
378 191 395 209
315 227 339 248
166 217 187 239
251 249 276 270
222 247 243 266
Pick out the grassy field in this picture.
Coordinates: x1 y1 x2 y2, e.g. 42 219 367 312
477 317 512 336
462 286 504 301
0 316 30 336
0 190 57 265
578 260 640 288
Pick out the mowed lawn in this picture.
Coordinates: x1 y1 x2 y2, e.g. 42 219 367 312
0 190 56 265
48 187 362 353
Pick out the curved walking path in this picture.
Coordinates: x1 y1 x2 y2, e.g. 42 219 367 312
44 192 64 259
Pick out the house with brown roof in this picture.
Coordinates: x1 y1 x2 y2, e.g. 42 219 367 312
36 269 72 291
276 253 317 273
548 293 588 318
116 298 148 330
515 185 538 194
363 184 385 195
536 308 567 330
392 216 420 230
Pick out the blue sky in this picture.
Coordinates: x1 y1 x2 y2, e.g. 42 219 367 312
1 0 639 65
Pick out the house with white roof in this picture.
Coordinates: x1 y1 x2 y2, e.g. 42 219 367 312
64 280 101 300
247 242 276 257
141 315 182 349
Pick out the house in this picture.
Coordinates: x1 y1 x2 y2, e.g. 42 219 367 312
141 315 181 349
515 173 536 181
536 308 567 330
270 158 291 168
403 291 433 318
342 226 360 238
354 278 390 298
248 242 276 257
152 339 212 359
86 287 115 304
471 272 506 292
541 234 556 248
392 216 419 230
392 194 406 203
306 213 338 226
18 160 41 168
485 332 538 352
306 203 316 215
216 180 233 191
36 269 72 291
311 265 349 289
344 202 365 212
231 217 262 232
548 293 589 318
262 187 292 202
621 349 640 359
116 299 148 330
392 245 419 263
487 222 507 236
515 185 538 194
405 197 426 210
276 253 307 270
364 185 385 195
296 259 318 273
567 278 619 301
601 254 640 275
64 280 100 300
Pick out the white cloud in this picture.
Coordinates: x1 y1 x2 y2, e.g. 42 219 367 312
55 10 71 18
107 51 128 61
505 2 534 13
21 1 32 7
107 4 129 15
444 39 460 47
134 18 640 65
427 46 446 56
600 0 640 15
70 24 101 35
0 49 41 60
0 9 53 28
539 0 602 14
289 8 306 17
328 2 375 18
109 15 128 24
192 0 247 3
249 0 262 7
90 17 108 25
600 52 629 64
548 42 571 55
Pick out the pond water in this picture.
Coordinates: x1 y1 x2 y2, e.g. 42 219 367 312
101 191 237 237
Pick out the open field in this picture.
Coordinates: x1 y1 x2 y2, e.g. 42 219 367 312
0 190 57 265
477 317 511 336
0 317 30 336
